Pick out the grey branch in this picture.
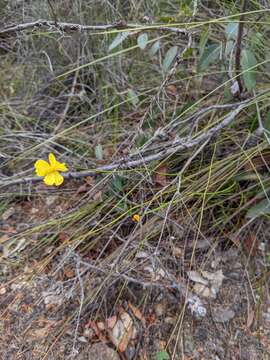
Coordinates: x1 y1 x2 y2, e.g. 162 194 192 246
0 99 254 188
0 19 189 36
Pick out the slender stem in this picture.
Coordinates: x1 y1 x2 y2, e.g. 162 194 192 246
235 0 248 94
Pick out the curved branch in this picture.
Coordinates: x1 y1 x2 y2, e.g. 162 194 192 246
0 98 254 188
0 19 189 36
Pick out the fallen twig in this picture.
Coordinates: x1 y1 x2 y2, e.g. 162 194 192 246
0 19 189 36
235 0 248 94
0 98 255 188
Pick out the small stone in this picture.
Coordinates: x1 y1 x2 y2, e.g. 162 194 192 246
86 343 120 360
213 307 235 323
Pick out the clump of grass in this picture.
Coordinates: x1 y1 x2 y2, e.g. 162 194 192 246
1 0 270 357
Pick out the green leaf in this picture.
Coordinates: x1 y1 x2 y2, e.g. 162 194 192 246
108 31 130 51
263 111 270 132
94 144 103 160
225 39 234 58
149 40 160 56
137 33 148 50
156 350 170 360
198 43 221 72
225 22 239 40
241 49 257 91
162 46 178 72
199 28 209 56
112 174 125 193
246 198 270 219
135 132 151 147
127 89 139 107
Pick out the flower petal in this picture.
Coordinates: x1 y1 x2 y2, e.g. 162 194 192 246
48 153 57 166
44 172 56 186
54 172 64 186
34 159 51 176
49 153 68 172
55 162 68 172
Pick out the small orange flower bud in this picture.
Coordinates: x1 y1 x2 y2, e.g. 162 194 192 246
132 214 141 222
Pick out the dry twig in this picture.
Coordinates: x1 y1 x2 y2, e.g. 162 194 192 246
0 97 256 188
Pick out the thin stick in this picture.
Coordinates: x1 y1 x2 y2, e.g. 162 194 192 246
0 19 189 36
0 100 252 188
235 0 248 94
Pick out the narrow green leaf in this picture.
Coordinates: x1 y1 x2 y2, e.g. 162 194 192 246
263 111 270 132
162 46 178 72
112 174 125 193
149 40 160 56
225 22 239 40
94 144 103 160
137 33 148 50
246 198 270 219
156 350 170 360
127 89 139 107
199 28 209 56
225 39 234 58
241 49 257 91
198 43 221 72
108 31 130 51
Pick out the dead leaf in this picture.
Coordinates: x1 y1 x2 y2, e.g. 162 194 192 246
243 233 259 256
246 309 255 329
166 84 178 96
97 321 105 331
59 232 69 242
0 235 9 244
193 283 215 299
85 176 95 186
128 302 146 325
173 246 182 258
2 207 15 221
63 266 75 279
109 312 134 352
144 265 166 281
93 191 103 201
86 321 107 342
0 287 6 295
189 270 225 299
106 315 117 329
154 164 168 187
187 271 209 286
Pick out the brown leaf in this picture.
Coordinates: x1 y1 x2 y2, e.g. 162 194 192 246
246 309 255 329
109 312 134 352
86 321 107 342
63 266 75 279
243 233 259 256
106 315 117 329
93 191 103 201
244 150 270 172
59 232 69 242
85 176 95 186
154 164 168 187
128 302 146 325
166 84 178 96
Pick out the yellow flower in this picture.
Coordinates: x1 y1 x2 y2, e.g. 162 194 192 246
132 214 141 222
34 153 68 186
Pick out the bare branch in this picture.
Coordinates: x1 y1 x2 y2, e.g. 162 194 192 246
0 98 254 188
0 19 189 36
